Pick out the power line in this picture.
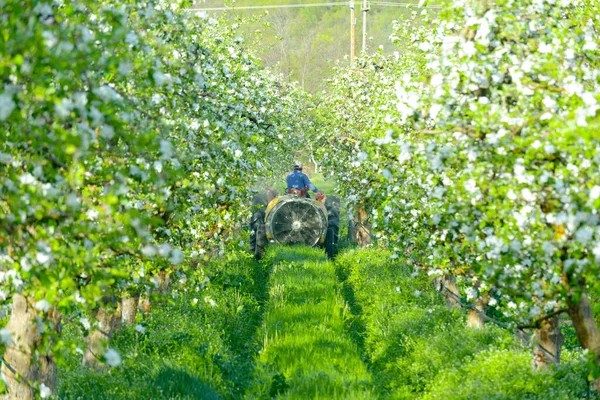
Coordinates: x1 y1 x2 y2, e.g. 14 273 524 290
188 2 349 12
188 1 442 12
371 1 442 8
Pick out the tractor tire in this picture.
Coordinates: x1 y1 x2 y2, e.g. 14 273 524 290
250 207 267 261
324 196 340 259
324 225 339 259
254 220 267 260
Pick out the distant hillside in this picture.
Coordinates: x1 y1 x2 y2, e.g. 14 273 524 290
192 0 424 92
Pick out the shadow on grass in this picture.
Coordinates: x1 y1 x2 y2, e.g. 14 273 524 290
335 263 370 365
59 362 221 400
265 245 327 265
153 365 221 400
218 259 273 398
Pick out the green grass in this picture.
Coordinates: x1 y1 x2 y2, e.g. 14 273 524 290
335 247 594 400
309 173 337 196
55 244 594 399
247 246 376 399
58 254 269 399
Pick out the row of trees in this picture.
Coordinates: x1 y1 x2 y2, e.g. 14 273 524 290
0 1 307 398
314 0 600 389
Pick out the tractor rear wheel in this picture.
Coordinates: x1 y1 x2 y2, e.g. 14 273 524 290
324 225 339 259
324 196 340 259
254 219 266 260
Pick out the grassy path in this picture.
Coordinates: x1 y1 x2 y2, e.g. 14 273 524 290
247 246 376 399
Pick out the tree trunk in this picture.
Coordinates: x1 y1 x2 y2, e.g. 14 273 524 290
514 328 531 348
138 293 152 315
35 307 60 394
435 275 461 309
2 294 37 400
82 307 114 369
1 295 60 399
532 315 563 369
155 271 172 295
567 292 600 391
467 296 487 329
348 219 357 244
121 294 139 326
111 300 122 331
355 208 371 247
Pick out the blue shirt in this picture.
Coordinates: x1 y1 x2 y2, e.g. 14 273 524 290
286 170 318 193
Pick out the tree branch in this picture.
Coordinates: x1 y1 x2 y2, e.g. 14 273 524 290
510 110 550 136
516 308 568 329
414 126 481 138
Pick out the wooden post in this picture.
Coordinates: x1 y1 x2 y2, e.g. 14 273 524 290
467 296 487 329
350 0 355 63
362 0 369 53
355 207 371 247
567 292 600 392
532 315 563 369
83 296 117 369
121 294 140 326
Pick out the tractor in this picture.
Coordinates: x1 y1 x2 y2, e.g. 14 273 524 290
250 192 340 260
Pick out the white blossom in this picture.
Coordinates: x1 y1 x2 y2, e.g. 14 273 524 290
204 296 216 307
125 31 139 46
39 384 51 399
462 41 476 57
141 245 157 257
466 287 478 300
0 329 12 345
590 186 600 202
538 42 552 53
464 179 478 194
118 61 132 76
35 251 52 266
100 124 115 139
575 226 594 245
104 348 122 367
160 140 174 158
19 173 37 185
153 71 167 87
521 188 536 203
34 300 51 312
158 243 171 257
169 249 184 265
80 317 91 330
86 209 99 221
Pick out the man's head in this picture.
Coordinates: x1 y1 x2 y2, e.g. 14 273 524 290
293 162 303 171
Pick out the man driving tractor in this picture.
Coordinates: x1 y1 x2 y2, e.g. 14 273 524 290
248 164 337 260
286 163 323 200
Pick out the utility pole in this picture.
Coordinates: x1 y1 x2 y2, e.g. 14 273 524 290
362 0 369 53
350 0 355 63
